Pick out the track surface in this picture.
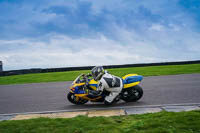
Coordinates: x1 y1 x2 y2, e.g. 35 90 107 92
0 74 200 114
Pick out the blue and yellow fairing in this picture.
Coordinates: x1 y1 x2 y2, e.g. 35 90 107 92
70 79 101 101
70 74 143 92
88 79 98 90
70 79 98 91
69 74 143 101
87 74 143 89
122 74 143 88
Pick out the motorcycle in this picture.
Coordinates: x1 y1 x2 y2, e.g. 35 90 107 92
67 72 143 105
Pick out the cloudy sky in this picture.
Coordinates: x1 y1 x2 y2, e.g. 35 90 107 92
0 0 200 70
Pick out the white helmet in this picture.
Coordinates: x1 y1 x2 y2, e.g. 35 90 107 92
91 66 104 81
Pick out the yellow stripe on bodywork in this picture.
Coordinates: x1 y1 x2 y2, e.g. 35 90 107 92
90 86 97 90
122 74 140 88
123 81 140 88
122 74 138 80
88 79 98 90
75 94 88 97
71 83 85 88
75 94 102 101
89 79 98 84
82 96 102 101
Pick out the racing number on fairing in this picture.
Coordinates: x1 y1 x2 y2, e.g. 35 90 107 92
103 77 121 88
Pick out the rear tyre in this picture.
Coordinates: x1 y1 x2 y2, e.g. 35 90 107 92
121 85 143 102
67 92 88 105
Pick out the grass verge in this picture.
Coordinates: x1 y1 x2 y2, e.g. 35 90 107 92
0 110 200 133
0 64 200 85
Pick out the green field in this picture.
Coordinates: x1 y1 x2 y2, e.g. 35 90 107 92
0 110 200 133
0 64 200 85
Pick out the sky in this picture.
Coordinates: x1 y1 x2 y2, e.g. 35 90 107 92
0 0 200 70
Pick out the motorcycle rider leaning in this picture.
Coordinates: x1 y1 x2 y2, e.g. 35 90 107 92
91 66 123 105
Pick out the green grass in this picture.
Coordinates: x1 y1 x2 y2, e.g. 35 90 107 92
0 64 200 85
0 110 200 133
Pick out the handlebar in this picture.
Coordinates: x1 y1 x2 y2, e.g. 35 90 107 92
73 73 92 84
81 73 92 77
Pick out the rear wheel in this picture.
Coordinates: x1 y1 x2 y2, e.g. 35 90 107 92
67 92 88 105
121 85 143 102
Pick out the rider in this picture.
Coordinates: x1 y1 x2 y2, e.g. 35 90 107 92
91 66 123 105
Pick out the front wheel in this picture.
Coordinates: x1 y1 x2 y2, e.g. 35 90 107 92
67 92 88 105
121 85 143 102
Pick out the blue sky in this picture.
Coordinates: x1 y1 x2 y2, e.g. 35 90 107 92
0 0 200 70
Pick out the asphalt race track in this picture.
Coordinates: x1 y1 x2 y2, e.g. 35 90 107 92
0 74 200 114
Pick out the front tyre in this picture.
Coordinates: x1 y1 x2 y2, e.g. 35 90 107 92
67 92 88 105
121 85 143 102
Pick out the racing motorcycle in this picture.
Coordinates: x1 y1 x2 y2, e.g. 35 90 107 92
67 72 143 105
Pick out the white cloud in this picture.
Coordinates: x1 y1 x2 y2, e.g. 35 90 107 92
149 24 165 31
1 24 200 71
0 30 162 70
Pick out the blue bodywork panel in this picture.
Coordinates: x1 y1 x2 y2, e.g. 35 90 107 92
123 75 143 84
74 86 85 94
